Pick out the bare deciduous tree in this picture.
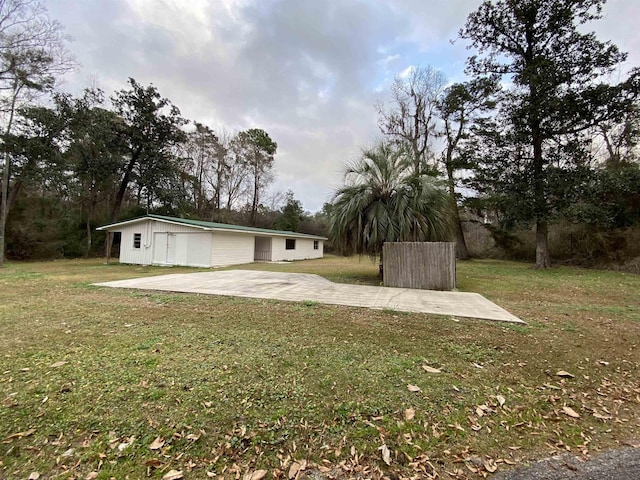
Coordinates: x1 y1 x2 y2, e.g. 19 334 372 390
376 65 447 174
0 0 73 266
182 122 225 218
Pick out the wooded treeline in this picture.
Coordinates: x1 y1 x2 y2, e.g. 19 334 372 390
364 0 640 270
0 1 332 263
370 64 640 267
2 78 328 259
2 0 640 269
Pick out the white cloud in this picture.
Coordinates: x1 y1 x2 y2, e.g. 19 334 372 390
46 0 640 212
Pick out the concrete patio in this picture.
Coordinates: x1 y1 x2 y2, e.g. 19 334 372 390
95 270 524 323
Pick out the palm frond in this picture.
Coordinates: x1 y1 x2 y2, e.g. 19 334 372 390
330 141 454 258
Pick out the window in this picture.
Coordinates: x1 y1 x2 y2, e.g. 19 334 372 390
285 239 296 250
133 233 142 249
313 240 319 250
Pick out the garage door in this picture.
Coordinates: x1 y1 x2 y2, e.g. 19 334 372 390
152 233 212 267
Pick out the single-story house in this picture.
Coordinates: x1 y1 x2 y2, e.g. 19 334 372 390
97 214 327 268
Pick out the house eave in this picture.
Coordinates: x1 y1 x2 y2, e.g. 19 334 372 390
96 217 209 232
96 216 327 241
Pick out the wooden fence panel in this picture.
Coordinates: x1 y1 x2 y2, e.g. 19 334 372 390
383 242 456 291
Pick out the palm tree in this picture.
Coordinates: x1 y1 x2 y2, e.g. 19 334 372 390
330 142 454 275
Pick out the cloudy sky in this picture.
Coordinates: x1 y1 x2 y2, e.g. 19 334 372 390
46 0 640 212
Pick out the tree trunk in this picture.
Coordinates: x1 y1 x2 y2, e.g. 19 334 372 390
251 175 259 226
104 149 139 258
600 125 619 167
448 193 469 260
0 150 9 267
109 149 140 222
446 166 469 260
0 82 21 267
104 231 111 263
535 219 551 269
86 216 92 257
533 131 550 269
531 107 550 268
83 188 95 257
454 212 469 260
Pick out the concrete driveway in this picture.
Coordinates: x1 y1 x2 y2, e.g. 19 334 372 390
95 270 524 323
492 444 640 480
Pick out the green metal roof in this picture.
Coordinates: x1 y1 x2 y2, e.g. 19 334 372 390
98 214 327 240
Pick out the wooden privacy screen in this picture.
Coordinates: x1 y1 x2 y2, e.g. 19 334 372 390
383 242 456 291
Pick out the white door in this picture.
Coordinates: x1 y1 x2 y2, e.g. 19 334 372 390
153 232 211 266
166 233 177 264
153 232 177 265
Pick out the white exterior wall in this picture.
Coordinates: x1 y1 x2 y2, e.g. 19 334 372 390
117 221 154 265
117 220 213 266
211 231 255 267
271 236 323 261
111 218 324 267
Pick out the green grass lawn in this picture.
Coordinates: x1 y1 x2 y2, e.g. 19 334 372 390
0 257 638 479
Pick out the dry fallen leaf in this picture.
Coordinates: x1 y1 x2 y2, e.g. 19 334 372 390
117 436 135 451
149 436 165 450
246 470 267 480
451 423 465 432
556 371 575 378
422 365 441 373
162 470 183 480
407 384 422 392
61 448 74 458
85 473 99 480
380 444 392 465
484 459 498 473
288 462 301 479
496 394 506 406
28 473 40 480
405 408 415 421
562 406 580 418
50 361 68 368
593 412 612 421
3 428 36 442
144 458 163 468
